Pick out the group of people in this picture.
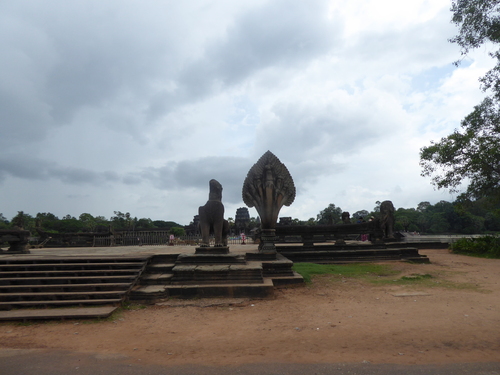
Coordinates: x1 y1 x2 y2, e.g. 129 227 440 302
357 216 375 242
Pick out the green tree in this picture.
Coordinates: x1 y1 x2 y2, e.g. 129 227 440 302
0 213 9 229
421 1 500 200
306 217 317 226
169 226 185 237
428 213 451 233
153 220 169 229
352 210 370 220
57 216 84 233
316 204 342 225
11 211 36 232
397 215 410 231
417 201 431 212
79 213 97 232
248 217 260 230
111 211 134 230
136 218 155 230
35 212 60 233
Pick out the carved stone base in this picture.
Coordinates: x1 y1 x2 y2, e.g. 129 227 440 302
259 229 278 255
195 246 229 255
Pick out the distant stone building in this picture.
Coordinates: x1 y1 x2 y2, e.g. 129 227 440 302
279 217 293 225
184 215 200 236
235 207 250 234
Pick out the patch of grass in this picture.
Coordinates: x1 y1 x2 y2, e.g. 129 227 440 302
370 272 485 291
121 302 147 311
292 262 398 284
371 273 436 287
400 273 433 281
292 263 487 292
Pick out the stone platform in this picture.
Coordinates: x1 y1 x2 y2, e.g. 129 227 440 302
0 242 431 320
129 247 304 303
276 243 430 264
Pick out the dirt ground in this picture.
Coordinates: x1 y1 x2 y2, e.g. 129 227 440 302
0 249 498 366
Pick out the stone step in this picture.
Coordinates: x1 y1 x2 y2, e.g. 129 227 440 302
0 283 131 294
285 256 403 264
0 256 150 320
139 273 173 285
0 290 127 302
129 278 275 302
194 246 229 254
146 263 175 272
171 264 263 285
0 269 142 278
0 262 146 271
148 254 179 263
0 275 137 285
280 248 423 263
0 298 123 308
262 254 296 277
270 272 306 287
128 285 169 302
0 256 150 264
0 306 118 321
176 253 246 264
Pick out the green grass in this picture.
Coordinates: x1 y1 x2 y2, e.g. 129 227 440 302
292 263 485 291
121 302 147 311
292 262 398 284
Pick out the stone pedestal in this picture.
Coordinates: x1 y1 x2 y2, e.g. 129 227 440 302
259 229 278 255
195 246 229 254
0 230 31 254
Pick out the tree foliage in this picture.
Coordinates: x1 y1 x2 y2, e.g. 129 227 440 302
420 1 500 200
169 226 186 237
420 98 500 199
316 204 343 225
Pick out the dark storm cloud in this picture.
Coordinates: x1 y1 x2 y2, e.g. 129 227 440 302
0 157 117 185
1 0 339 151
136 156 251 203
135 152 339 204
0 1 180 144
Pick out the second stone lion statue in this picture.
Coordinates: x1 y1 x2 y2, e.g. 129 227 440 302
198 179 228 247
380 200 395 239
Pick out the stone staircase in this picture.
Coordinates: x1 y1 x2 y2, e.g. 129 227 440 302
0 250 304 320
277 246 430 264
0 256 149 321
129 250 303 303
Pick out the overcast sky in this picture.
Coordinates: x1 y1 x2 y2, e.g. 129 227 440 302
0 0 493 225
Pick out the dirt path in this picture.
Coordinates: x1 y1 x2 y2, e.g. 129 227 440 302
0 249 499 366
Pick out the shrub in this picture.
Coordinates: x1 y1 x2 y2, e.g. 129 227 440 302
451 236 500 258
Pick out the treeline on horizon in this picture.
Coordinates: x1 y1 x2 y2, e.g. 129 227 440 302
1 195 500 236
312 197 500 235
0 211 185 235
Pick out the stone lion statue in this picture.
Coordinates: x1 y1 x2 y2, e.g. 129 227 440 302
380 200 395 239
198 179 226 247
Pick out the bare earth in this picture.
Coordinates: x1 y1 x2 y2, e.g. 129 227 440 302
0 249 498 366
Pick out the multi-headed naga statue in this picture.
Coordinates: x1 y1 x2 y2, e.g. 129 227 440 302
242 151 296 229
242 151 295 252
